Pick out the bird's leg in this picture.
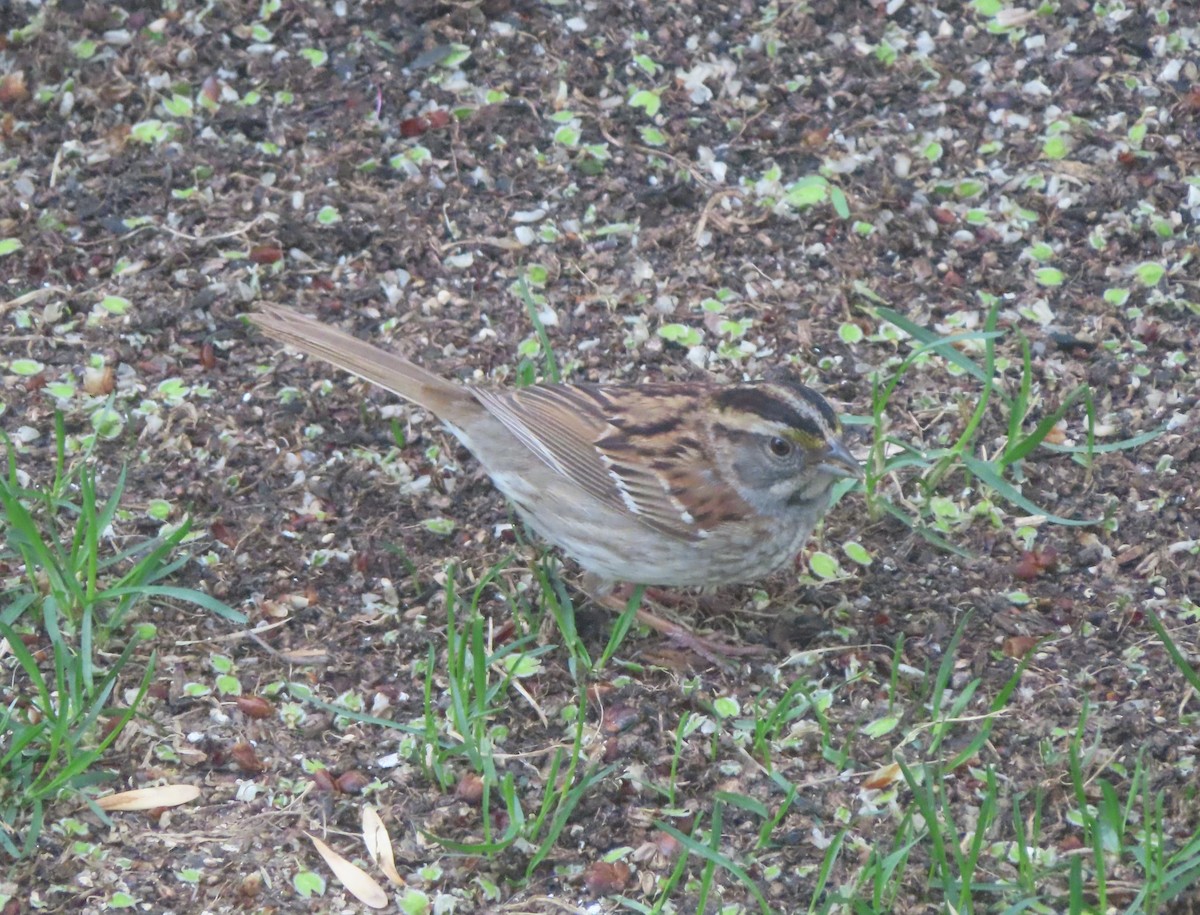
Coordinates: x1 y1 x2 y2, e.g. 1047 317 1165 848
582 577 770 666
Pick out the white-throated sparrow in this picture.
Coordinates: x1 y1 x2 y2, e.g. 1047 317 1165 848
251 305 861 657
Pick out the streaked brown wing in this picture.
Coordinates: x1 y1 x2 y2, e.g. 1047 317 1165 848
471 384 706 542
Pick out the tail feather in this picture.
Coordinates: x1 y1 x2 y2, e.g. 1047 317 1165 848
250 305 469 418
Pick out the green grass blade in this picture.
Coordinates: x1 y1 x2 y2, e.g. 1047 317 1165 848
654 814 772 915
0 479 85 610
897 759 952 897
0 589 37 626
1002 385 1089 467
516 271 560 383
807 828 847 914
1145 608 1200 693
946 639 1040 770
874 307 1003 389
19 800 44 858
526 763 616 874
961 454 1104 526
598 585 643 668
1042 425 1166 455
876 500 973 558
98 586 246 624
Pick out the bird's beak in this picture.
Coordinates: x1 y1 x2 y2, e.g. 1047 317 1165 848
818 436 864 480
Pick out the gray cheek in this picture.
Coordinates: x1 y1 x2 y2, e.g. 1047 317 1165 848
775 448 809 483
730 450 766 487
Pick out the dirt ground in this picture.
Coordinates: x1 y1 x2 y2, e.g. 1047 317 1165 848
2 0 1199 912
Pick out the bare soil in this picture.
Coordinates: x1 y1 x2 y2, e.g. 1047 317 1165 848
2 0 1198 912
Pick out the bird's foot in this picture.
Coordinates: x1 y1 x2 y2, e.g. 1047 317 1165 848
591 582 770 668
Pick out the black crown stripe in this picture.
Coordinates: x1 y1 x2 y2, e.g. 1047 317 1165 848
713 387 824 440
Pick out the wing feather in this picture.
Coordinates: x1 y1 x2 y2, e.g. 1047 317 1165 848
472 385 708 542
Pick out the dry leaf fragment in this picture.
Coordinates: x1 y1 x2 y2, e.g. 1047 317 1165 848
583 860 630 896
601 703 640 734
311 769 336 794
200 340 217 370
1043 423 1067 445
0 70 28 105
400 116 431 138
308 833 389 908
211 520 238 548
1013 547 1059 581
96 784 200 811
862 762 903 791
249 245 283 264
455 773 484 805
239 872 263 899
82 365 115 396
230 741 265 774
1002 635 1039 659
200 74 222 107
236 695 275 719
336 770 370 794
362 806 405 886
653 830 682 861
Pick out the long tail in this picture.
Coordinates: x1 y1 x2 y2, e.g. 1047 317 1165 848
250 305 468 416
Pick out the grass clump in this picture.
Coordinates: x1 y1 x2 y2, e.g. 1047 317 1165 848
0 415 242 858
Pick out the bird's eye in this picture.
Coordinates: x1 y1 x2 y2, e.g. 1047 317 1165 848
768 437 793 458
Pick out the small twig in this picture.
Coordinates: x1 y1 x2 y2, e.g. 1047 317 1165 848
155 213 272 243
437 236 524 253
0 286 71 312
